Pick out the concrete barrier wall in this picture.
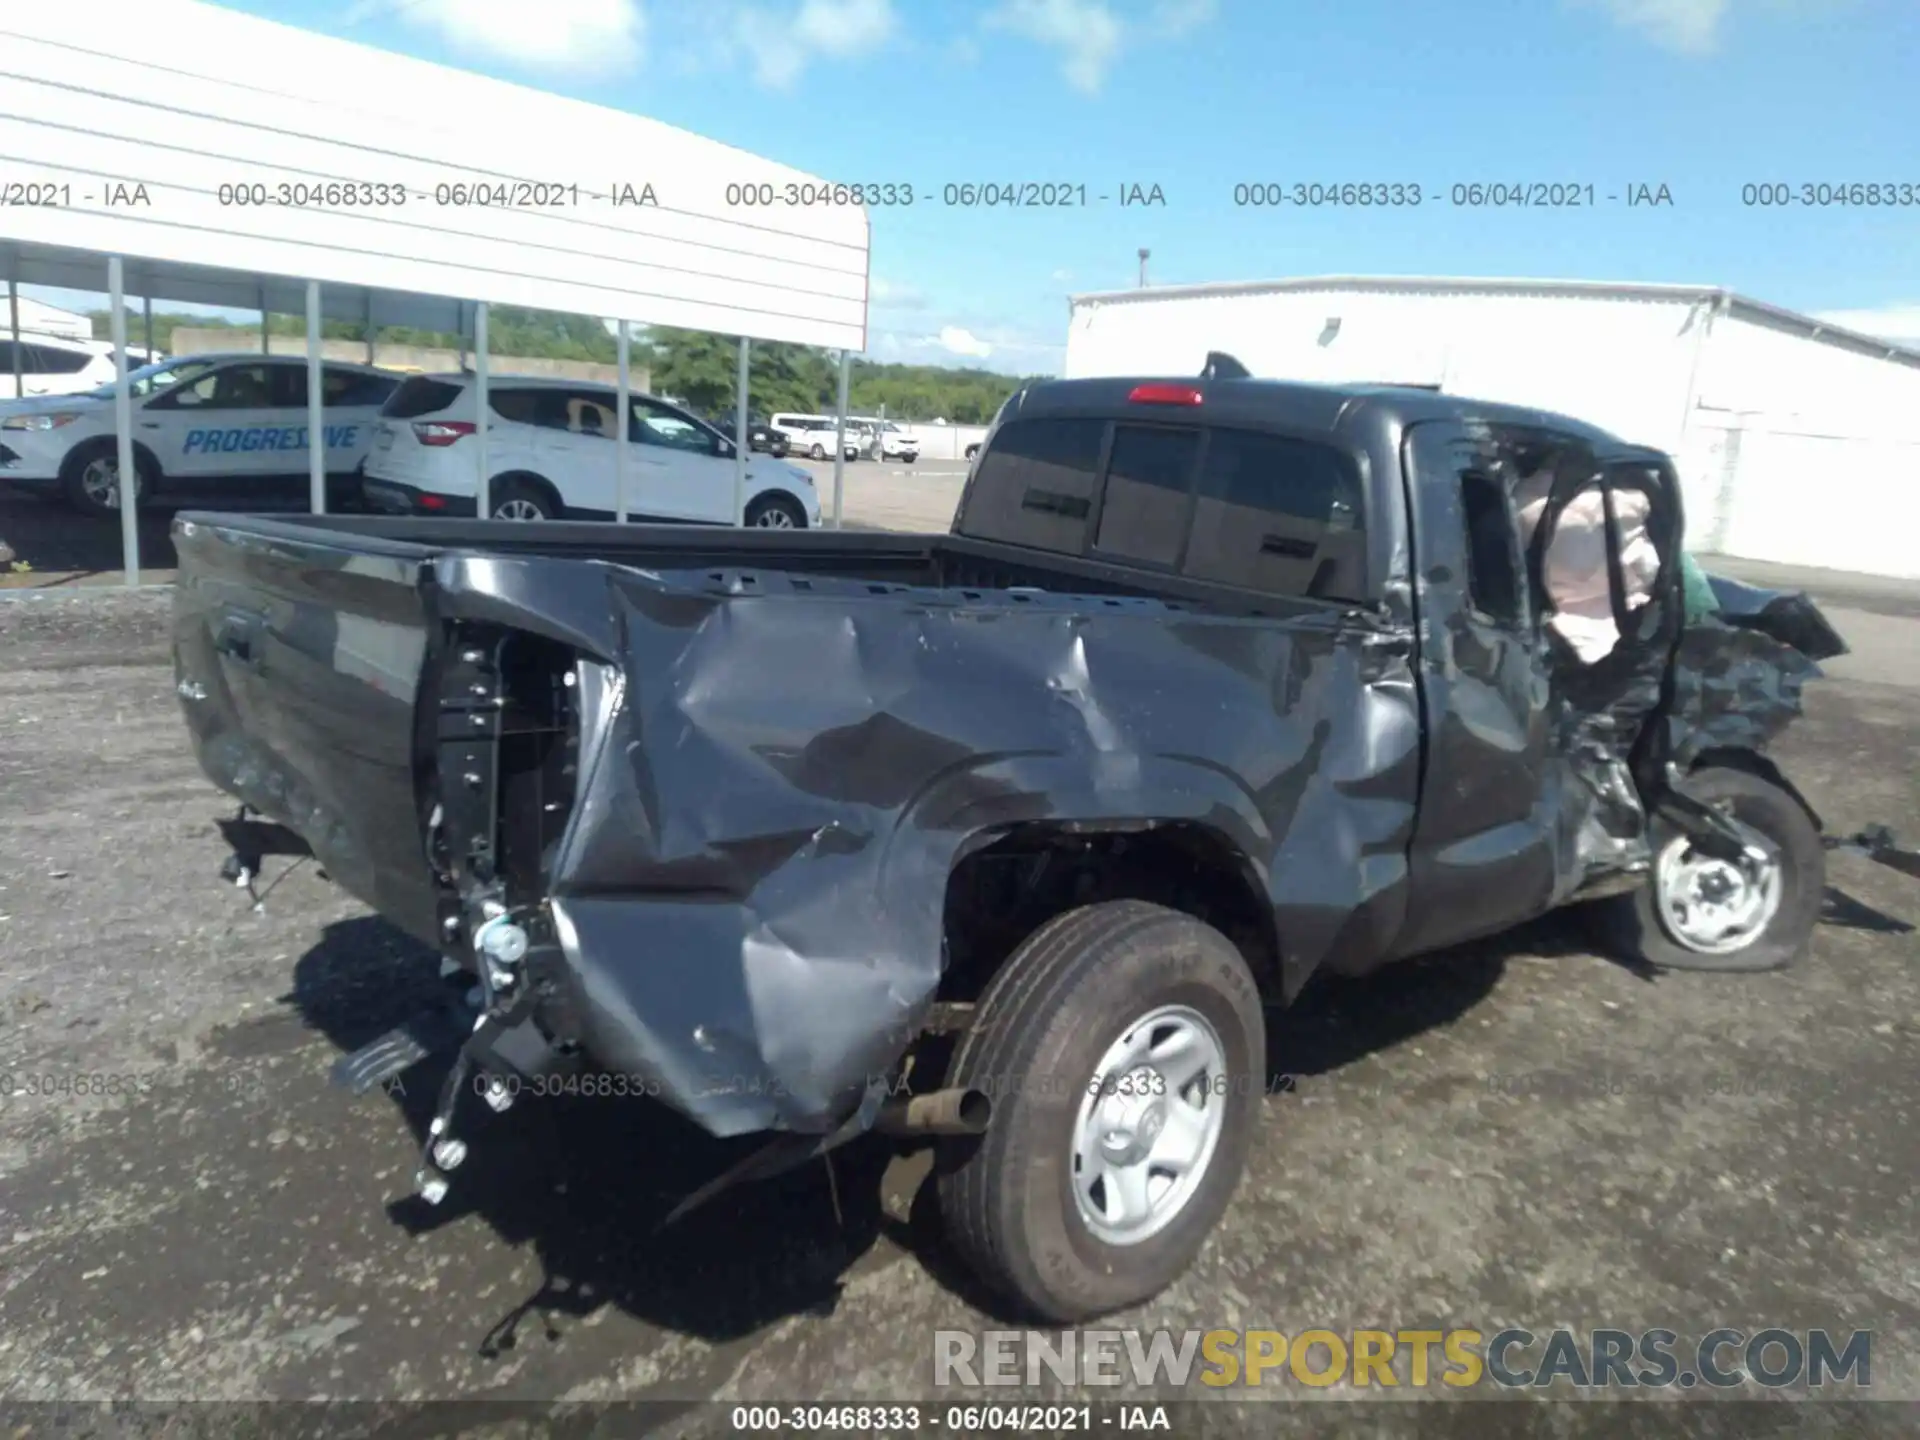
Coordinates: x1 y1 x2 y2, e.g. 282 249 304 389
167 328 649 390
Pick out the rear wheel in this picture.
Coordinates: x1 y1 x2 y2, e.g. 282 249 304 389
809 442 828 460
1589 765 1824 972
935 900 1265 1322
488 475 560 521
744 493 806 529
61 442 155 517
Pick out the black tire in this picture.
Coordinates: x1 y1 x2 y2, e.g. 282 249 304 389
935 900 1265 1322
744 492 807 529
60 441 156 517
487 474 561 521
965 444 981 461
1589 765 1824 973
809 442 827 460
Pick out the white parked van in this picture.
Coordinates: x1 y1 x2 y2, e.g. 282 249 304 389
364 374 821 527
768 412 861 462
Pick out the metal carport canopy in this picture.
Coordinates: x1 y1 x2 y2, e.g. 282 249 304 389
0 0 870 579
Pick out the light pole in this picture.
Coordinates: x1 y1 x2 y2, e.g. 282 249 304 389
1138 249 1150 288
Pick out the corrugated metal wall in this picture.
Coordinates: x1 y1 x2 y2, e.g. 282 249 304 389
1065 285 1920 578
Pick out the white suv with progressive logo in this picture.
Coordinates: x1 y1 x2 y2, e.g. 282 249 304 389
362 375 821 527
0 353 399 515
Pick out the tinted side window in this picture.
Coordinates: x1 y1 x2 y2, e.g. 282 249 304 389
28 345 93 375
1094 424 1199 566
267 363 308 407
382 377 464 419
961 418 1106 553
0 341 16 369
324 368 398 407
489 388 557 427
1458 462 1525 626
1183 428 1364 599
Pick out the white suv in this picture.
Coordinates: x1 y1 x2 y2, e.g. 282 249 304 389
0 336 163 400
768 412 861 462
363 375 821 527
869 419 921 463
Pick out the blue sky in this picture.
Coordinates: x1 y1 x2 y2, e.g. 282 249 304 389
35 0 1920 373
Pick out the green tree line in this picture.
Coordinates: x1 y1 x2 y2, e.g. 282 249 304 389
86 308 1038 423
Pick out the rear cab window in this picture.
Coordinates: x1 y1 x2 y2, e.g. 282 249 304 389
960 414 1367 601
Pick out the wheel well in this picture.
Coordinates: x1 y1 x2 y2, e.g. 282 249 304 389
938 821 1280 1005
749 489 805 518
1688 747 1823 831
63 436 162 479
494 471 562 513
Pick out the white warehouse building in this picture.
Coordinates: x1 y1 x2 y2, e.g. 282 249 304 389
1064 277 1920 579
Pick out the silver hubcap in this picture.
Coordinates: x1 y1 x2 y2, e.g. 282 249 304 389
1654 825 1783 954
493 498 544 520
82 457 131 508
1072 1004 1228 1247
751 506 796 528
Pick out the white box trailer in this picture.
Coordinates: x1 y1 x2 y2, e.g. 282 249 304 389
1065 277 1920 579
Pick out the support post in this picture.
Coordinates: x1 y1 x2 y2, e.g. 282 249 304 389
307 279 326 514
109 257 140 586
733 337 750 524
831 348 850 529
143 294 153 362
615 320 631 523
473 302 490 518
6 270 19 398
259 285 269 354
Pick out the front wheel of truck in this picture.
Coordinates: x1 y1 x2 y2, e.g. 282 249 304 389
1591 765 1825 973
935 900 1265 1322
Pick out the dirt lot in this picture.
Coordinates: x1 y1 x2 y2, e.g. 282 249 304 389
0 559 1916 1437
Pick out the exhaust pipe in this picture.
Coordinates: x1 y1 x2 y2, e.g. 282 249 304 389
875 1087 992 1137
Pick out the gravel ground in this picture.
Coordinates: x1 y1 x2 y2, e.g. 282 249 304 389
0 574 1915 1438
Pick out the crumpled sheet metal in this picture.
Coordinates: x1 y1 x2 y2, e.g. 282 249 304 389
541 570 1422 1139
1665 609 1829 768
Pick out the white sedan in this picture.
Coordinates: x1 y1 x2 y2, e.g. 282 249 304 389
0 353 401 515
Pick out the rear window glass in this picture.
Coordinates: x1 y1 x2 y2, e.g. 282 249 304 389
381 377 464 419
1094 425 1199 566
1181 428 1364 599
961 418 1106 552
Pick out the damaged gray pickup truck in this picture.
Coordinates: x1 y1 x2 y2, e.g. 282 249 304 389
171 368 1915 1323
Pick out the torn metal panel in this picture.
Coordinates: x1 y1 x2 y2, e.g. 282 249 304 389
505 564 1423 1138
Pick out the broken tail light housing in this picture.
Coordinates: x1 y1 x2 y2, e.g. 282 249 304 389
1127 383 1204 406
413 420 476 446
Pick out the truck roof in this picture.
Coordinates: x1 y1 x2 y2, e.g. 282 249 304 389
1008 375 1635 452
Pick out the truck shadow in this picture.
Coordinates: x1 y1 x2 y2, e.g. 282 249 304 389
288 915 894 1354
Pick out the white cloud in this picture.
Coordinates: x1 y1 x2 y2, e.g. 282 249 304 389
983 0 1218 93
1051 268 1075 284
936 326 995 359
1585 0 1730 52
1811 305 1920 347
735 0 897 89
870 278 928 309
363 0 647 74
1151 0 1218 35
987 0 1125 93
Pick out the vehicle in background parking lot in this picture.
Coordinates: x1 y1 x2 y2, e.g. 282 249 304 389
0 352 397 515
768 411 861 461
363 374 821 527
868 418 920 463
0 336 165 400
712 412 791 457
